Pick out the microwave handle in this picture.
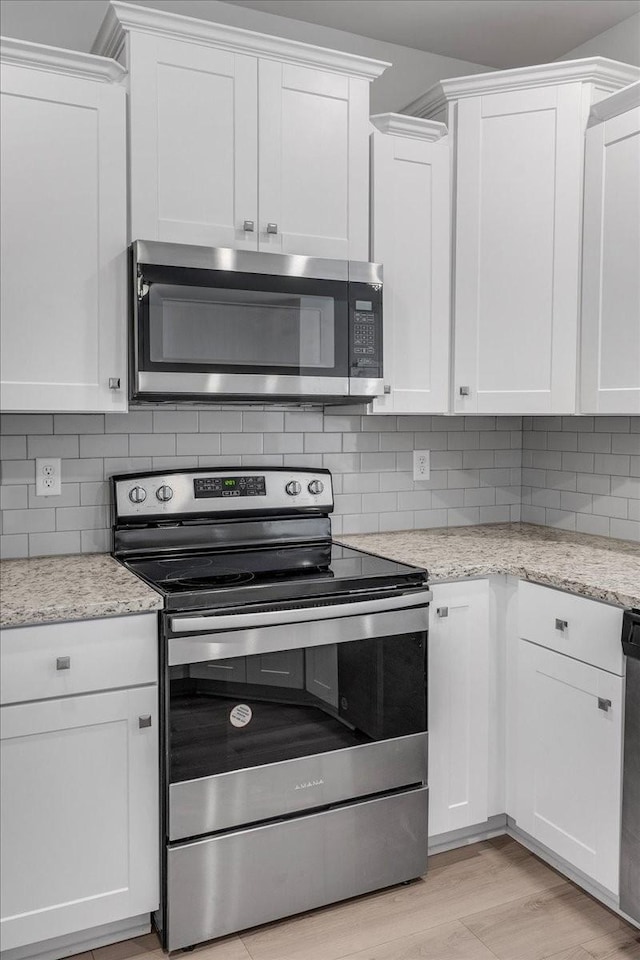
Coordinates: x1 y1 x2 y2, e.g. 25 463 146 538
169 589 432 635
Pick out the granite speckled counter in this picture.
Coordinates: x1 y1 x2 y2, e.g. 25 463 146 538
338 523 640 609
0 554 163 628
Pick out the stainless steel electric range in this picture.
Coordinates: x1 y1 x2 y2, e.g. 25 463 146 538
112 467 431 951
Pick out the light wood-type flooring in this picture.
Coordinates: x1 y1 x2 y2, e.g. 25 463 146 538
81 838 639 960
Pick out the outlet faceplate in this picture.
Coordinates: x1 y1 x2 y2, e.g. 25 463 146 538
413 450 430 481
36 458 61 496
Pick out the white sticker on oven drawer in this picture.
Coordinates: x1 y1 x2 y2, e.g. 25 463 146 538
229 704 252 728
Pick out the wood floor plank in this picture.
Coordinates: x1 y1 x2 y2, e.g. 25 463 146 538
461 884 624 960
93 934 163 960
580 925 640 960
333 919 499 960
241 841 570 960
539 948 593 960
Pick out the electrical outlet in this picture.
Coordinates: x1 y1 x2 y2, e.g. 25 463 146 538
413 450 430 481
35 458 61 497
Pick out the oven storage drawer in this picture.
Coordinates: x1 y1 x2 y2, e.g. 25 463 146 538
169 731 427 840
166 785 428 950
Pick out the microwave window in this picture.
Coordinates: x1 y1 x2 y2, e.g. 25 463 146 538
148 284 336 369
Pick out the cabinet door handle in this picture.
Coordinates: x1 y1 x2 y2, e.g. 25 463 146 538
597 698 612 712
243 220 255 232
138 715 152 729
459 386 470 396
56 656 71 670
266 223 278 235
108 377 121 390
436 607 448 618
555 619 568 632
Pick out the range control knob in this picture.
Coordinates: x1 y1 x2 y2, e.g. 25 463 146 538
128 486 147 504
308 479 324 496
285 480 302 496
156 485 174 503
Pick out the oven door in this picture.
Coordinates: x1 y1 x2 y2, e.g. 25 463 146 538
133 241 350 401
165 589 430 840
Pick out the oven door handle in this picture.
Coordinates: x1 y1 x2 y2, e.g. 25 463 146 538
169 589 432 635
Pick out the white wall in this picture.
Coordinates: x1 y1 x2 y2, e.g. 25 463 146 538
0 0 492 112
556 11 640 66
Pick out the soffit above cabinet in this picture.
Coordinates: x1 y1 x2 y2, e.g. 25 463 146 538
0 36 126 83
91 1 390 81
404 56 640 118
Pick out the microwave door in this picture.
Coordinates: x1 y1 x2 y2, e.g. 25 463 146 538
133 263 350 401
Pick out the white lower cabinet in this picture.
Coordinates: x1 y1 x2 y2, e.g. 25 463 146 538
428 580 491 837
0 616 159 953
511 587 625 895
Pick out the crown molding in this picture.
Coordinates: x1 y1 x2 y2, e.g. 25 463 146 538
0 36 126 82
403 57 640 119
92 1 390 81
588 80 640 126
370 112 447 141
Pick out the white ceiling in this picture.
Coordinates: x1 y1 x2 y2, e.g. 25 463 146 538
229 0 640 68
0 0 638 68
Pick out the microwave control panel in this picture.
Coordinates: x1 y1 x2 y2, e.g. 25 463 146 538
349 290 382 378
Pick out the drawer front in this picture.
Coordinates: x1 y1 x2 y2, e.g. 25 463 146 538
517 581 624 675
0 614 158 705
167 786 428 950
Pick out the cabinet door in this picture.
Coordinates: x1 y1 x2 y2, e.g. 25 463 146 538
513 640 624 893
128 33 258 248
453 86 583 414
428 580 490 837
258 60 369 259
305 643 339 707
246 650 305 689
0 64 126 412
371 127 450 414
0 686 158 950
581 99 640 414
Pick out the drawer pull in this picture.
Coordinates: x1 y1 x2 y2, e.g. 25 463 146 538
436 607 449 618
56 656 71 671
598 698 612 712
138 715 152 729
555 619 568 633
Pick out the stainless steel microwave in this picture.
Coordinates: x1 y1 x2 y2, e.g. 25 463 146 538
131 241 383 404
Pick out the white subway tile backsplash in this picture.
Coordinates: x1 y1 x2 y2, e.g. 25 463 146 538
153 411 198 433
55 414 104 434
28 435 79 459
1 533 29 558
1 414 53 435
80 434 128 458
129 434 176 457
0 436 27 460
28 531 81 556
3 412 639 556
4 508 56 535
521 417 639 541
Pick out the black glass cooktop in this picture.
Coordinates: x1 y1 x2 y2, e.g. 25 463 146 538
125 541 427 611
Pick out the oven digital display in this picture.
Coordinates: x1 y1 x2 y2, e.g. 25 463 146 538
194 476 266 498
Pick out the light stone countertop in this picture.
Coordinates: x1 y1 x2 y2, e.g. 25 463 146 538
338 523 640 609
0 554 163 628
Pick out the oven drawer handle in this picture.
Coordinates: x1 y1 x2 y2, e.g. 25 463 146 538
169 589 432 635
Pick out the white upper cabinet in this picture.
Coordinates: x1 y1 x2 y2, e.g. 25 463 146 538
370 115 451 414
580 82 640 415
93 1 387 260
0 39 127 413
406 59 639 416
